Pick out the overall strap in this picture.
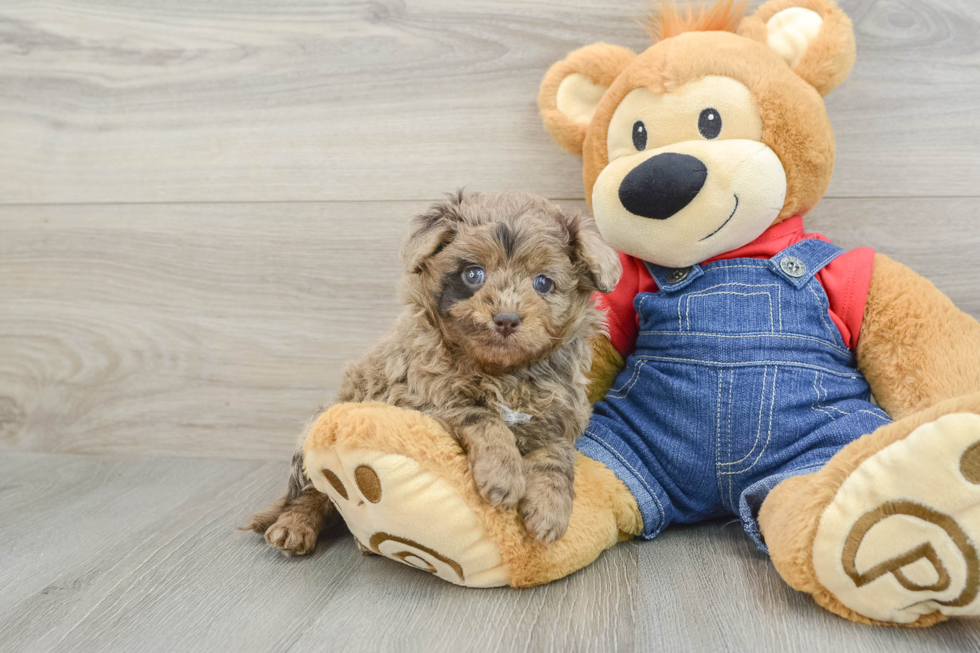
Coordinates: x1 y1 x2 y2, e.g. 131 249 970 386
643 261 704 293
768 238 844 289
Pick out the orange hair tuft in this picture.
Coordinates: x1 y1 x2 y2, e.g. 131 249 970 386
644 0 749 42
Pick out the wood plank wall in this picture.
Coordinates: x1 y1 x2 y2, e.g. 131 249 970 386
2 0 978 460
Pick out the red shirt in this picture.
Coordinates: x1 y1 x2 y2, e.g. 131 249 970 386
597 217 876 357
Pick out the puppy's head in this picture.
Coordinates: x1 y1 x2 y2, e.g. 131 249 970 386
400 190 621 372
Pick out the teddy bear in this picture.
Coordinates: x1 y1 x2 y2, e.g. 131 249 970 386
299 0 980 626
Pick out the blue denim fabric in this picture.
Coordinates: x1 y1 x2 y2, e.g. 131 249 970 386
577 239 892 552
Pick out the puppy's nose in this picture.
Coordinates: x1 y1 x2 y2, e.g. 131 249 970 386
618 152 707 221
493 312 521 337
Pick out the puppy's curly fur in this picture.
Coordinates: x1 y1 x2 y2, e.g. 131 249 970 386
246 190 621 552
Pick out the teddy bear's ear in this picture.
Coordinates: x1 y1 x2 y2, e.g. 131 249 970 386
538 44 636 155
739 0 856 96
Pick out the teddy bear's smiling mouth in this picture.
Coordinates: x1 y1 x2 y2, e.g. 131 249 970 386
699 194 739 241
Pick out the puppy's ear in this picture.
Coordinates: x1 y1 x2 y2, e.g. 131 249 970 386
400 191 465 274
563 211 622 294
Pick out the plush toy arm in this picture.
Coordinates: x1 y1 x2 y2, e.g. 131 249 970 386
586 334 625 404
857 253 980 420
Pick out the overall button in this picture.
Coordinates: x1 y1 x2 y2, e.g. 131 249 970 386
780 256 807 278
667 267 691 284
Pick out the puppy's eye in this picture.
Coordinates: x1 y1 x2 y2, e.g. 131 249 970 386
461 265 485 287
632 120 647 151
533 275 555 294
698 108 721 139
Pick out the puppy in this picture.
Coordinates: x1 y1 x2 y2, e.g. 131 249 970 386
246 190 621 553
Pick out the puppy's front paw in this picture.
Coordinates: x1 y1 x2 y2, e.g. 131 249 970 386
520 484 573 545
470 450 525 511
264 512 318 556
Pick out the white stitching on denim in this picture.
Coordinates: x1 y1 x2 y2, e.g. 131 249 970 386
685 291 776 332
637 331 852 358
583 428 666 531
721 366 779 476
727 369 735 507
807 284 840 343
715 370 724 504
631 355 863 379
719 366 769 467
810 371 836 421
705 264 770 271
607 360 646 399
778 285 783 331
682 281 779 293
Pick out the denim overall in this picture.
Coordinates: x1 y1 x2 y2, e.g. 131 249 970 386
577 239 892 551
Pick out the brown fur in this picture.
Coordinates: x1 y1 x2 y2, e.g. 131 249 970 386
247 191 621 552
540 0 854 221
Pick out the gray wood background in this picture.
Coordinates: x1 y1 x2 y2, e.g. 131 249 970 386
2 0 979 650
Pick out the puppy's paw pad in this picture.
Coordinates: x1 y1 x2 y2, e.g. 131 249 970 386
264 519 318 556
520 491 572 545
471 455 525 510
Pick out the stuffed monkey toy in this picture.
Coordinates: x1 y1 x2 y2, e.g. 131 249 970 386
301 0 980 626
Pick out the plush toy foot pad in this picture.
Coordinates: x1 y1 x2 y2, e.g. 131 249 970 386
304 404 511 587
813 413 980 623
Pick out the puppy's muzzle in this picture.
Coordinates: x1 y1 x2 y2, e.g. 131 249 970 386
493 312 521 338
618 152 708 221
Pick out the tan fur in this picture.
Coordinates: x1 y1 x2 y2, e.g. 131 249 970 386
760 392 980 627
247 191 622 551
535 0 980 626
539 44 636 155
738 0 856 96
304 402 643 587
857 254 980 420
585 334 624 404
577 30 836 221
758 252 980 628
539 0 852 221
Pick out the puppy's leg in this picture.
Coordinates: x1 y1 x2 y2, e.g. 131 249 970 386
247 448 339 556
264 486 337 556
519 441 577 545
455 413 526 511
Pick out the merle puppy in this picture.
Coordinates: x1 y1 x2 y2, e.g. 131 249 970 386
246 190 621 552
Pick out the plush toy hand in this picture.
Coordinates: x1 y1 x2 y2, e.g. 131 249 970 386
302 402 641 587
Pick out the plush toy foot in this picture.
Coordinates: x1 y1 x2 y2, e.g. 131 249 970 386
761 393 980 626
303 402 642 588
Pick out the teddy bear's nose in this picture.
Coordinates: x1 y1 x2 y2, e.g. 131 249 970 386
618 152 708 221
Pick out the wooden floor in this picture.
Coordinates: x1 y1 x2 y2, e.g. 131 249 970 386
2 0 980 650
2 452 979 653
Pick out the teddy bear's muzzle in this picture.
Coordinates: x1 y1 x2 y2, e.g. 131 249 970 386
617 151 708 221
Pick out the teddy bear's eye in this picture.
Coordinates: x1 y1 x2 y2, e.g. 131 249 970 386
698 108 722 139
632 121 647 151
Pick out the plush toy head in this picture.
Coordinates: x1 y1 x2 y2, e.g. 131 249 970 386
539 0 855 268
